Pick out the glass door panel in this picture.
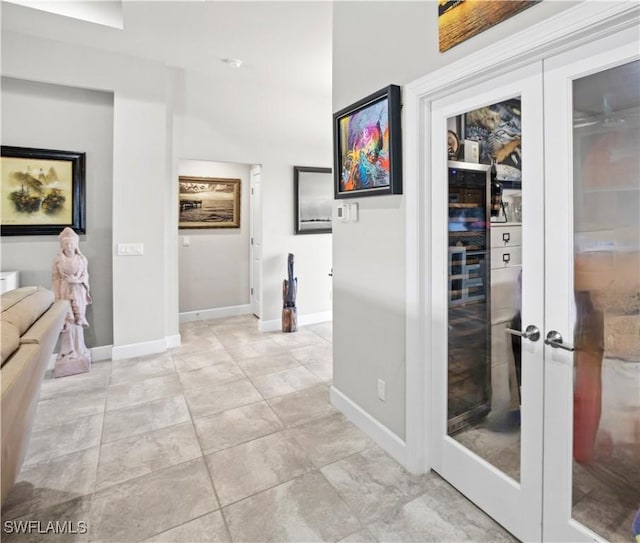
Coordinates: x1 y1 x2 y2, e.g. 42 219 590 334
431 61 544 543
571 60 640 542
543 27 639 543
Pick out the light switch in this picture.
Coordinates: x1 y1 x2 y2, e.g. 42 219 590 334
117 243 144 256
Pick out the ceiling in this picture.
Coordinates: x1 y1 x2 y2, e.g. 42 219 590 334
1 1 333 98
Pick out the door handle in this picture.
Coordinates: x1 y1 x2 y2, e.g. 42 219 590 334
544 331 575 351
505 324 540 342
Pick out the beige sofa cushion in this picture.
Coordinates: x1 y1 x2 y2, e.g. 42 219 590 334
1 322 20 366
1 287 55 336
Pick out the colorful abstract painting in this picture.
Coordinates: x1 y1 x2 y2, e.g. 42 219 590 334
439 0 540 53
338 98 390 192
333 85 402 198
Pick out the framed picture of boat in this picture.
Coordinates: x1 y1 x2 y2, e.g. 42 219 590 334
294 166 332 235
1 146 86 236
178 176 241 229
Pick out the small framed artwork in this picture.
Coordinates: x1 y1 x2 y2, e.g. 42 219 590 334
178 176 240 229
294 166 332 235
333 85 402 199
1 146 86 236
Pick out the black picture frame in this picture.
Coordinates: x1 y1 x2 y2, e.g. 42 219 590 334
294 166 332 235
1 146 86 236
333 84 402 199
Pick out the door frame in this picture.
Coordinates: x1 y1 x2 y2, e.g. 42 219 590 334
404 3 639 477
249 164 263 319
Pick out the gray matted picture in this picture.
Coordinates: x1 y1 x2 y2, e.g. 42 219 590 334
294 166 332 235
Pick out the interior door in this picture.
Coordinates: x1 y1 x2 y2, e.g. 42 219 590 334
250 165 262 318
542 28 640 543
430 61 544 542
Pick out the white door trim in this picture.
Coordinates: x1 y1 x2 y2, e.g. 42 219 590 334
404 0 639 475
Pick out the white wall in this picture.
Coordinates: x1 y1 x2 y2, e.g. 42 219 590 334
2 31 173 352
1 77 114 348
332 1 578 440
177 159 251 313
171 65 333 325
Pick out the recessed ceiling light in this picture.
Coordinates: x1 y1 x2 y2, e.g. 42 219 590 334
222 58 243 68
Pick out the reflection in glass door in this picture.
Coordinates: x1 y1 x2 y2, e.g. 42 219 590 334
447 99 524 482
570 60 640 541
543 28 639 542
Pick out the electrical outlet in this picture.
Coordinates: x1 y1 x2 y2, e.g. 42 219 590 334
377 379 386 401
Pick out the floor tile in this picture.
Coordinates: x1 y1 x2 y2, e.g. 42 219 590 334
372 472 514 542
304 359 333 383
234 354 301 377
2 447 99 521
0 496 92 543
194 401 282 454
178 362 244 391
270 329 327 349
366 493 472 543
306 322 332 342
290 343 332 366
223 471 360 543
205 430 312 506
337 529 378 543
96 422 202 491
33 391 106 430
143 511 230 542
267 385 337 427
321 446 431 524
290 413 373 467
224 338 288 359
172 348 234 373
23 413 103 467
90 458 218 543
110 354 175 385
250 366 321 399
39 364 110 402
106 374 182 411
101 395 190 444
185 379 262 419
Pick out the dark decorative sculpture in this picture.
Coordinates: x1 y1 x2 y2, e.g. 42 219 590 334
282 253 297 332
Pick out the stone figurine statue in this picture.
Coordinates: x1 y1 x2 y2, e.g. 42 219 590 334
52 227 92 377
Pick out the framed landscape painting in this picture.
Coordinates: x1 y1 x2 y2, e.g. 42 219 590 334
178 176 240 229
333 85 402 199
294 166 332 235
1 146 86 236
439 0 540 52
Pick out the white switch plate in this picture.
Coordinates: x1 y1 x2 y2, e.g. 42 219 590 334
117 243 144 256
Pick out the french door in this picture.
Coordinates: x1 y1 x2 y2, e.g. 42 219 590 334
430 29 639 542
543 28 639 542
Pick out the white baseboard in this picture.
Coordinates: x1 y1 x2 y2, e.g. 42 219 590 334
111 338 167 361
179 304 251 324
330 385 408 468
258 311 332 333
91 345 113 362
165 334 181 349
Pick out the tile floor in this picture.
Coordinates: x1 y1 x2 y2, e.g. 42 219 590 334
2 315 517 542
